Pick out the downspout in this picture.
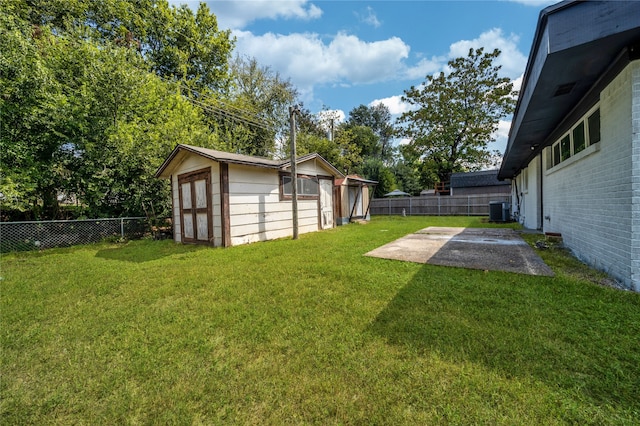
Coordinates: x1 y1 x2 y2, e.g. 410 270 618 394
539 152 544 231
513 177 520 223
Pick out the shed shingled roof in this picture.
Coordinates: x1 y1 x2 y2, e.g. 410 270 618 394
155 144 344 179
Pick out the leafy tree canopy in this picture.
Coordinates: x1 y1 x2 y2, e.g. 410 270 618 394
217 56 298 158
397 48 516 184
345 104 395 162
9 0 235 93
0 2 226 220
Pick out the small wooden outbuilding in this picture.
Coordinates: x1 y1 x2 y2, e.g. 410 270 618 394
155 144 344 247
334 175 377 225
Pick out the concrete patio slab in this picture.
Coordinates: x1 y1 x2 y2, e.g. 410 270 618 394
365 227 554 276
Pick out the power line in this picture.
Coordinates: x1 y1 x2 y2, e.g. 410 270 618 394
186 96 272 132
158 76 276 132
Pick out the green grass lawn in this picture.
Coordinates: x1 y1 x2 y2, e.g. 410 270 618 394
2 216 639 424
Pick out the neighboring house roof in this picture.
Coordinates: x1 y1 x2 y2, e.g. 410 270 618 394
155 144 344 179
498 0 640 179
450 170 510 189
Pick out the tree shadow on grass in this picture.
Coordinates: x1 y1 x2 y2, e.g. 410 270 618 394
368 264 640 412
95 240 204 263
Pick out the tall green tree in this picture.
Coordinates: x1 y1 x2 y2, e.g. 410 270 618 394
54 39 219 218
145 2 234 92
0 13 69 218
11 0 234 93
346 104 395 162
0 11 219 220
397 48 516 184
296 121 363 176
219 56 297 157
392 162 422 196
363 159 396 198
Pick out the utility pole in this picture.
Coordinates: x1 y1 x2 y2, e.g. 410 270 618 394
289 105 299 240
330 118 334 142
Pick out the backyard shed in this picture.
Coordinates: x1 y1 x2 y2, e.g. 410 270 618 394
334 175 377 225
155 144 344 247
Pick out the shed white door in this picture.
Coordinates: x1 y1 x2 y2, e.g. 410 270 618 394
348 186 362 218
319 178 334 229
178 169 213 244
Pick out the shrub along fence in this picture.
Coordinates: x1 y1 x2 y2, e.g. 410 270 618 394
0 217 150 253
370 193 511 216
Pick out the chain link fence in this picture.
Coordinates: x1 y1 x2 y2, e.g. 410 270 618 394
0 217 152 253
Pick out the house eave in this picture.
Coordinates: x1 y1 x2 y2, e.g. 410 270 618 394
498 0 640 180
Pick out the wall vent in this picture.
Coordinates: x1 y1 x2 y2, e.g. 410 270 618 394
553 82 576 97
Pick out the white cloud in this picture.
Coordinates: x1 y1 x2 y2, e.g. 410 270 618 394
403 28 527 81
403 56 444 80
369 95 412 116
233 30 410 94
488 119 513 154
447 28 527 79
169 0 322 30
356 6 381 28
505 0 556 6
512 73 524 93
374 29 527 124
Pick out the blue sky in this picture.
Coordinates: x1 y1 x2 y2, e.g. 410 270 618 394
169 0 557 153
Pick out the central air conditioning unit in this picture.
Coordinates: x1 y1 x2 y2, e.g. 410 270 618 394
489 201 510 222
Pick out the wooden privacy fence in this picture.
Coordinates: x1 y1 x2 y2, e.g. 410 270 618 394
369 193 511 216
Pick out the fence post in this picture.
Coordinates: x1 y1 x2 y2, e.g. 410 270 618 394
438 196 441 216
120 218 125 238
389 198 391 216
468 195 470 216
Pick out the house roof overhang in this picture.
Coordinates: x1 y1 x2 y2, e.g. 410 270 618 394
498 0 640 180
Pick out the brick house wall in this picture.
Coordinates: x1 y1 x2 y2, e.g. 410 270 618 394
631 62 640 288
518 61 639 290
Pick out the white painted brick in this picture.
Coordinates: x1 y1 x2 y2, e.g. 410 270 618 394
517 61 640 290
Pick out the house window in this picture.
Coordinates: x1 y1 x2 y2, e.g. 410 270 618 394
546 105 600 171
573 121 586 154
552 143 561 167
281 174 318 198
560 134 571 161
588 108 600 144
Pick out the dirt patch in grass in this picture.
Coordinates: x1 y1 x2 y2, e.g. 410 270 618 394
525 235 628 291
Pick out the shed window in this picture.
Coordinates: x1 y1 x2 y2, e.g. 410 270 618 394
281 174 318 198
